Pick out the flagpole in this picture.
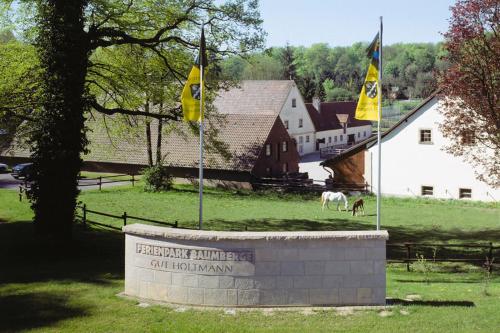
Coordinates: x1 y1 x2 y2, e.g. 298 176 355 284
198 63 204 230
198 29 205 231
376 16 383 231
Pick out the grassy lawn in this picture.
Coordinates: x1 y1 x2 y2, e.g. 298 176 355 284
0 185 499 332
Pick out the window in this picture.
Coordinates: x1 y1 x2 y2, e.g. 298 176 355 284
363 131 366 137
462 133 475 145
282 163 288 173
357 132 360 138
292 98 297 108
306 135 310 143
328 137 332 143
421 186 434 196
298 118 303 128
420 129 432 144
340 135 343 142
334 136 337 143
284 120 289 129
265 143 271 156
459 188 472 199
282 141 288 152
299 136 303 144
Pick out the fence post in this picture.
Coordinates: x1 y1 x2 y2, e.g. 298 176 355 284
19 185 22 202
174 221 178 228
405 243 411 272
488 242 493 273
123 212 127 226
131 174 135 187
82 204 87 227
98 176 102 191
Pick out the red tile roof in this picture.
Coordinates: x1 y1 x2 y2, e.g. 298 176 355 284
305 101 372 132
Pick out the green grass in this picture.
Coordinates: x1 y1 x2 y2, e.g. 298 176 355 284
0 185 499 332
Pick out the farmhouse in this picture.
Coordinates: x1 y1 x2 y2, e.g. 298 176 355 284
214 80 316 156
321 92 500 202
216 80 372 157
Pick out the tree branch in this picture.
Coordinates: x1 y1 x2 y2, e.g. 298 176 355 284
90 99 181 120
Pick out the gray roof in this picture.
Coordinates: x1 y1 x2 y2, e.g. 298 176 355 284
214 80 294 116
82 113 278 172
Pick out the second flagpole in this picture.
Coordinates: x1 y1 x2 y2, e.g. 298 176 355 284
376 16 383 231
198 27 205 230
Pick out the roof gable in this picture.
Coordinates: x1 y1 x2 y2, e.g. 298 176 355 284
305 101 372 132
214 80 294 116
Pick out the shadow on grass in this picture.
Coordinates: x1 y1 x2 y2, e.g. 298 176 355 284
394 279 482 283
0 221 124 285
0 292 90 332
388 298 475 307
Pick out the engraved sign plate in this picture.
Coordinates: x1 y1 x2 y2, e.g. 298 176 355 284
133 242 256 276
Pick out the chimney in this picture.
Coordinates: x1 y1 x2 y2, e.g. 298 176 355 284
312 96 321 113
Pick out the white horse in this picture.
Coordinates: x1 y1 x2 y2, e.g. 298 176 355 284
321 191 349 211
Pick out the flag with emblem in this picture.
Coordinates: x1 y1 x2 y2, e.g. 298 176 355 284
181 27 208 122
355 33 380 121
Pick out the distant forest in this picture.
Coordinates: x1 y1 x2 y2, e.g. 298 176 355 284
220 42 447 102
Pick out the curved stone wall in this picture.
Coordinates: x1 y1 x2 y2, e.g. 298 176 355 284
123 224 388 307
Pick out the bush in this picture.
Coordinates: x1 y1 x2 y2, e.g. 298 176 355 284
142 165 173 192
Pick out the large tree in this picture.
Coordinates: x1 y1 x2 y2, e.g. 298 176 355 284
439 0 499 187
2 0 263 238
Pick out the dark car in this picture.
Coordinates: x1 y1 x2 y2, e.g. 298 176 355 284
0 163 8 173
11 163 33 179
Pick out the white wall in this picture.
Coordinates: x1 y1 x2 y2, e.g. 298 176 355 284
279 85 316 155
367 97 499 202
317 125 372 149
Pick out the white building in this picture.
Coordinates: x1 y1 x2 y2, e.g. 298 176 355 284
305 98 372 155
323 92 500 202
277 83 316 155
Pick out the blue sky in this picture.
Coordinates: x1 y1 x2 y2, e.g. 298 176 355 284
259 0 456 47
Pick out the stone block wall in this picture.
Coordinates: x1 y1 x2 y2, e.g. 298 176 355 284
123 224 388 307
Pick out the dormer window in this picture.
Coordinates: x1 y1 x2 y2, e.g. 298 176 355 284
298 118 303 128
284 120 289 129
292 98 297 108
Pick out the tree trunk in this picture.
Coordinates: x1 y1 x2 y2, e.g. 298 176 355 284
145 102 153 166
30 0 89 238
156 103 163 166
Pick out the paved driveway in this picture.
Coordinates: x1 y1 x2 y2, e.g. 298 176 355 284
298 152 331 184
0 173 23 190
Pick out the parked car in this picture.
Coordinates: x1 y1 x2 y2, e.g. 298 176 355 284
11 163 33 179
0 163 8 173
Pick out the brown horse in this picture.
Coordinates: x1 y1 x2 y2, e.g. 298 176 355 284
352 198 364 216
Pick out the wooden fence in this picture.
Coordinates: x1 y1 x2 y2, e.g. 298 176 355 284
18 174 138 201
253 177 369 194
387 242 497 272
75 203 178 230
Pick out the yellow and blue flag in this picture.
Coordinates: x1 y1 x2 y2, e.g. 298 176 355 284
182 28 208 122
355 33 380 121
